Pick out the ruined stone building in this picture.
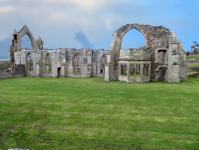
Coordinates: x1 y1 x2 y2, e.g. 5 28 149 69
8 25 108 78
8 23 187 82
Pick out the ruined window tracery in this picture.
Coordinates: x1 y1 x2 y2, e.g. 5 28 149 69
27 53 33 70
100 55 106 74
158 50 166 64
73 54 81 76
21 34 32 49
46 53 52 72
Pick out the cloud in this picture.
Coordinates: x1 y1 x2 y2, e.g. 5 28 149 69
104 19 113 30
0 6 17 12
0 36 11 59
75 31 94 49
0 0 198 52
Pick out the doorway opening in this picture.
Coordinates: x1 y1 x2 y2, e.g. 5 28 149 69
57 67 61 78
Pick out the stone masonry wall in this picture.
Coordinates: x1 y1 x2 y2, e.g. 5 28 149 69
12 64 25 77
0 69 11 79
186 60 199 63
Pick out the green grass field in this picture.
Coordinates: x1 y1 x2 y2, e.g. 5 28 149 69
187 63 199 67
186 55 199 60
0 74 199 149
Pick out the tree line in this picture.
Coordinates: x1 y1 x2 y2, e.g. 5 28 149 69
186 41 199 56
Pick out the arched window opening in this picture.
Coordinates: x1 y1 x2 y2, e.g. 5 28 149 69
21 34 32 49
100 55 106 75
158 67 166 81
158 50 167 64
46 53 52 72
73 54 81 76
130 65 135 76
135 65 140 77
27 53 33 70
122 28 145 49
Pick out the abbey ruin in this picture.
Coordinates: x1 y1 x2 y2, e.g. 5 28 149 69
7 23 187 82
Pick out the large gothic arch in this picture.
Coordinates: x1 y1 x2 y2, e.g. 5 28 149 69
118 26 148 50
17 25 36 50
106 23 172 81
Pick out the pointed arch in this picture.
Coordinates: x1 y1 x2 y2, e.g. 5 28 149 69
45 53 52 72
122 28 145 49
120 26 147 51
17 25 36 50
73 53 81 76
100 54 106 75
26 53 33 71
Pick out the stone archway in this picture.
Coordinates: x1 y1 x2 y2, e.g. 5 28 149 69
158 67 167 81
17 25 36 50
105 23 172 81
100 54 106 76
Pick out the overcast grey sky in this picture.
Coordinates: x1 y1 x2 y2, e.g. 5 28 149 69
0 0 199 59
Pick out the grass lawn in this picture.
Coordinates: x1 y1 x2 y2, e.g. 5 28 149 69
186 55 199 60
187 63 199 67
0 74 199 149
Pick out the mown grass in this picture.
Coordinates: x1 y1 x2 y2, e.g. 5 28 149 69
186 55 199 60
187 63 199 67
0 75 199 150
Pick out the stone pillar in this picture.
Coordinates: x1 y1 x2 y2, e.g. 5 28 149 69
134 65 136 77
144 65 147 76
104 64 110 81
104 54 111 81
87 52 92 77
61 65 65 78
123 64 126 75
118 63 121 77
127 63 130 81
140 63 144 83
148 64 151 79
36 63 40 77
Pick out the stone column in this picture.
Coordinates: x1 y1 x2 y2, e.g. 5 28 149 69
148 64 151 79
127 63 130 82
104 54 111 81
134 65 136 77
144 65 147 76
123 64 125 75
104 64 110 81
140 63 143 83
118 63 121 77
87 52 92 77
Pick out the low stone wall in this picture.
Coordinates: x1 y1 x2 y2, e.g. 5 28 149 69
186 60 199 63
0 64 25 79
187 66 199 72
12 64 25 77
0 68 11 79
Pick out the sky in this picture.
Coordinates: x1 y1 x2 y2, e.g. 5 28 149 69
0 0 199 59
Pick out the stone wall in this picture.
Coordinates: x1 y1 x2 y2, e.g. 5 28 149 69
186 60 199 63
0 69 11 79
8 24 187 83
12 64 25 77
105 23 187 82
12 48 108 78
187 66 199 72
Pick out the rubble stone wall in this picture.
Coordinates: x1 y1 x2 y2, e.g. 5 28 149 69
13 48 108 78
187 66 199 72
0 69 11 79
8 24 187 82
105 23 187 82
186 60 199 63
